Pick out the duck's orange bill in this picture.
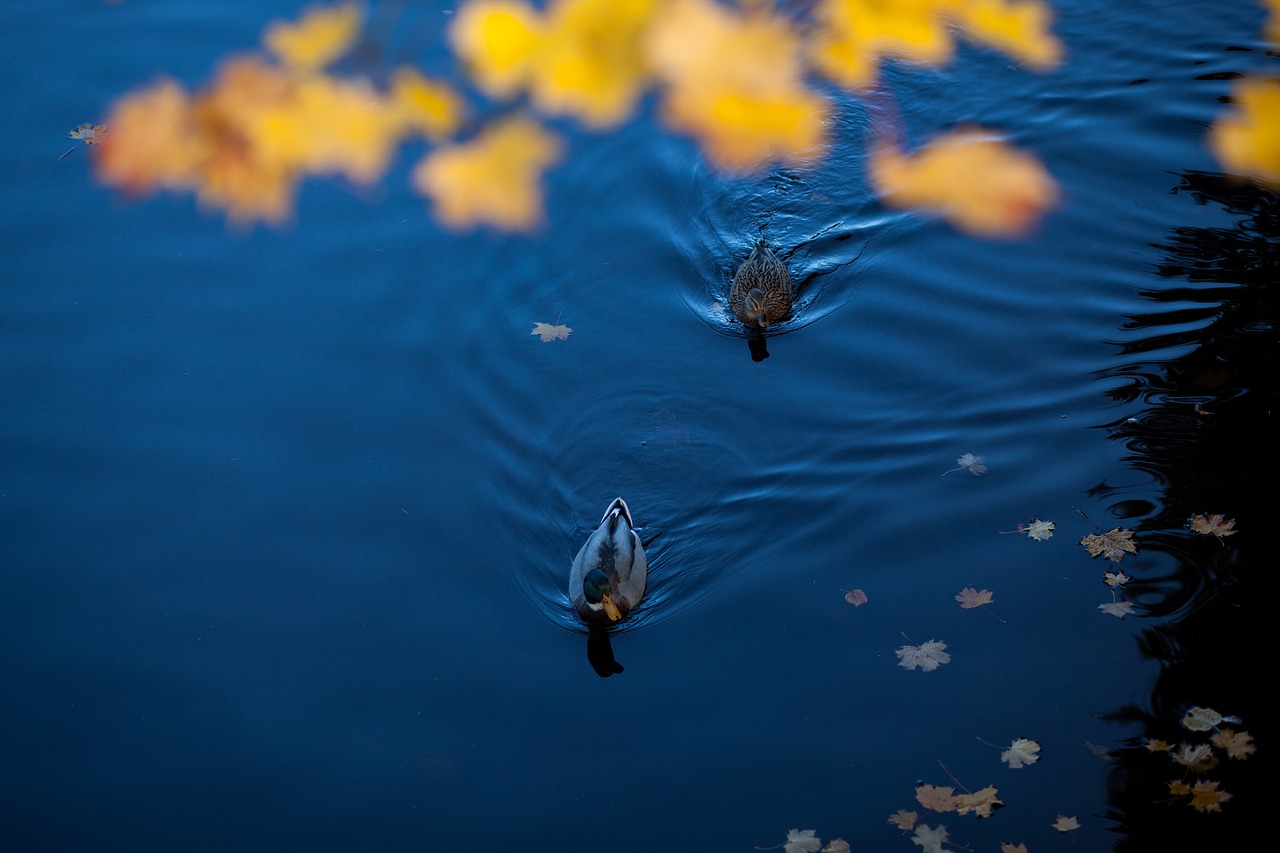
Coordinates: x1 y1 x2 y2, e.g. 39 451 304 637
603 595 622 622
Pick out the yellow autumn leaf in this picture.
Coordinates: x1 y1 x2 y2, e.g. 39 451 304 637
389 68 464 141
1210 78 1280 189
869 128 1058 237
253 75 402 184
412 116 561 232
954 785 1002 817
449 0 544 98
647 0 828 172
809 0 955 91
1171 743 1218 772
952 0 1063 71
1189 779 1233 813
915 784 957 813
1188 512 1237 538
1080 527 1137 562
531 0 658 128
887 809 918 830
1212 729 1256 760
264 2 364 74
95 80 201 194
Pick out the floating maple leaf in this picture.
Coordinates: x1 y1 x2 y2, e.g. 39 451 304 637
1182 706 1224 732
915 784 957 813
1017 518 1055 540
782 828 822 853
954 785 1002 818
530 322 572 342
943 452 986 476
1000 844 1028 853
887 810 918 831
1102 570 1130 588
1080 527 1137 562
1171 743 1219 772
955 587 993 609
1145 739 1172 752
1051 815 1080 832
1188 513 1237 538
821 841 850 853
1213 729 1256 760
68 123 108 145
897 640 951 672
910 824 949 853
1001 738 1041 769
843 589 868 606
1098 600 1134 619
1189 779 1233 813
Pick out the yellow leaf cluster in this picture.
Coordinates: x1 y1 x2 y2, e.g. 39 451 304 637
870 129 1058 237
91 0 1072 232
95 6 462 226
810 0 1062 91
648 0 828 172
914 783 1002 817
450 0 658 128
413 116 561 232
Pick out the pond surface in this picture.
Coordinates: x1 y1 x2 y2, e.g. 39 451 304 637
1 1 1271 851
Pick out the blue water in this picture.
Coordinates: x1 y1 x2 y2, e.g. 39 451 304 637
2 1 1271 851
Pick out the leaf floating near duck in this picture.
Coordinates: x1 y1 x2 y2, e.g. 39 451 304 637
569 497 647 624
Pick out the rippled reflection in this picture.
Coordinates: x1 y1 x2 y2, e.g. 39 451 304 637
1096 170 1273 848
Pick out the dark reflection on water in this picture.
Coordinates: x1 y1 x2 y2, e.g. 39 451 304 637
1093 171 1274 847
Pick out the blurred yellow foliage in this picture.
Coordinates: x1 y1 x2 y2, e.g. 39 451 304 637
91 0 1079 234
648 0 827 171
810 0 1061 90
264 2 364 74
1210 78 1280 191
451 0 656 128
412 116 561 232
869 129 1058 237
449 1 544 98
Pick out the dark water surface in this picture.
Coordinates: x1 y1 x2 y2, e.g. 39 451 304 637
2 1 1272 851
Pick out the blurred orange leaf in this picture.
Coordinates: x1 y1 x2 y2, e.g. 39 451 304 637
413 116 561 232
870 128 1057 237
264 2 363 74
1189 780 1233 813
844 589 868 606
647 0 828 172
1210 78 1280 190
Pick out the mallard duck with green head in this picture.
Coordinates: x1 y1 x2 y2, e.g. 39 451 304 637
569 497 647 624
729 238 793 330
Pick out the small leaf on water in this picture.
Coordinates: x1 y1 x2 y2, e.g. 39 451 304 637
1018 518 1055 540
1001 738 1041 769
887 809 918 831
782 828 822 853
68 123 108 144
844 589 868 606
1102 570 1130 587
1080 527 1137 562
1182 706 1223 732
530 322 572 342
1188 513 1237 538
896 640 951 672
1098 601 1134 619
1052 815 1080 832
911 824 948 853
955 587 993 609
